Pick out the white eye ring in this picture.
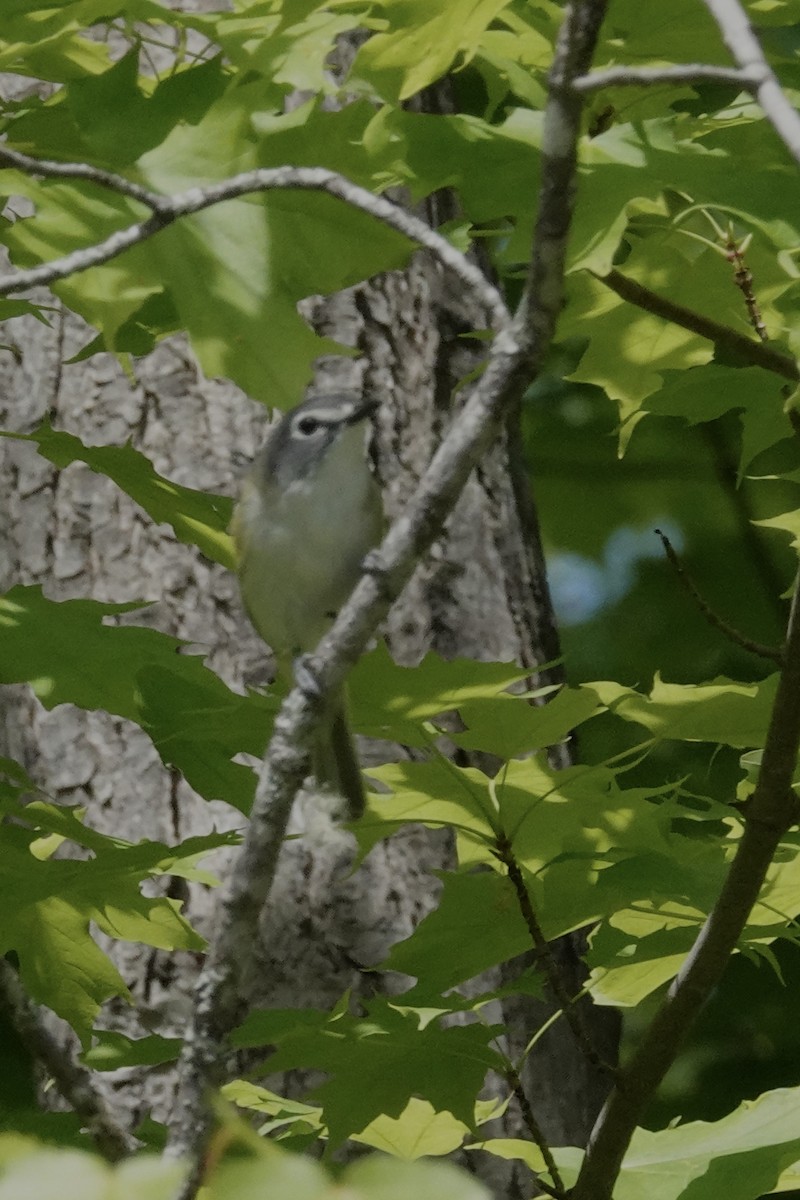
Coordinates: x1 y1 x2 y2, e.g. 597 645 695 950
296 416 321 436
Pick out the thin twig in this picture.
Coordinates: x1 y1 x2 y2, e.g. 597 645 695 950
0 161 509 332
0 144 167 210
496 836 615 1077
656 529 784 666
598 268 799 381
703 0 800 166
573 63 760 92
572 572 800 1200
504 1060 567 1199
725 233 768 341
0 958 138 1161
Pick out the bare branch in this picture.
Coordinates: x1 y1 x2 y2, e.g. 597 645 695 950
504 1060 567 1199
0 161 509 333
573 63 759 92
572 574 800 1200
165 0 609 1181
597 268 799 382
0 144 167 210
496 835 615 1077
0 958 138 1161
519 0 609 349
656 529 785 666
703 0 800 166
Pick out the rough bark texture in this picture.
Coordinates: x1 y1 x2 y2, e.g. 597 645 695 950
1 106 617 1200
307 259 621 1173
1 242 620 1178
0 301 255 1120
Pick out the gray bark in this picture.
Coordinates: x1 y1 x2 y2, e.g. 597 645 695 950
1 209 617 1200
306 259 620 1182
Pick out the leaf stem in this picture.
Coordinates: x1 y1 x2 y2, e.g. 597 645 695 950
504 1059 568 1199
655 528 785 665
495 835 616 1079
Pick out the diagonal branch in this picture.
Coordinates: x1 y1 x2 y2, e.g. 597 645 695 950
571 573 800 1200
496 835 615 1076
597 268 799 382
703 0 800 166
505 1058 568 1199
164 1 610 1188
0 958 138 1161
167 321 532 1198
0 161 508 332
0 145 167 210
656 529 785 666
573 63 760 92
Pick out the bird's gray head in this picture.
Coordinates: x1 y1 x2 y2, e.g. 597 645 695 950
261 393 379 490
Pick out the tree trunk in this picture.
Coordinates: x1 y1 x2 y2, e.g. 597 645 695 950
1 254 618 1194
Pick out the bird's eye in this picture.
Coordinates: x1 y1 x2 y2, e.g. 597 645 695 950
296 416 320 436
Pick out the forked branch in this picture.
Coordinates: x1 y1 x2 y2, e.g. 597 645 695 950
0 155 508 334
703 0 800 166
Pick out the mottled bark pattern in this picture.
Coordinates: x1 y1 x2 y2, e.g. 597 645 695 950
1 112 616 1200
303 255 619 1182
0 302 257 1119
1 252 618 1183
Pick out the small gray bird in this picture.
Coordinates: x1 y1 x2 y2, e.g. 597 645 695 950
231 393 383 818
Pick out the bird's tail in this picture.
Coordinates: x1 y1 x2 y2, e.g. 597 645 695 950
313 688 366 821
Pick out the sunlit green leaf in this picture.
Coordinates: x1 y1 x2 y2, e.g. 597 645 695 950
233 998 502 1147
613 1086 800 1200
586 674 778 748
354 1098 469 1159
0 806 221 1041
2 422 234 567
0 586 271 809
352 0 514 101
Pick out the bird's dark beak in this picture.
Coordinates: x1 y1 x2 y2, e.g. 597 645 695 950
349 397 380 425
